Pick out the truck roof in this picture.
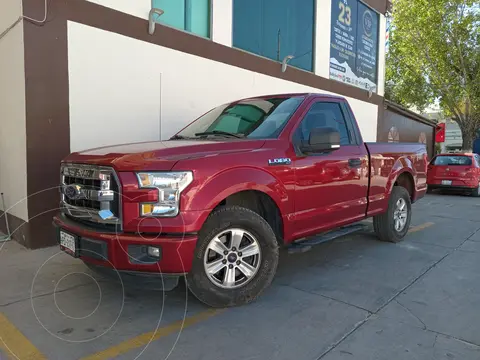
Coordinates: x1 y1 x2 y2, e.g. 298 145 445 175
240 93 346 102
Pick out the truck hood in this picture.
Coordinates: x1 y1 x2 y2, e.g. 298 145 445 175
63 139 266 171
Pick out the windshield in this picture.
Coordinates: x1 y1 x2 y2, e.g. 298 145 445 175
432 155 472 166
175 96 305 139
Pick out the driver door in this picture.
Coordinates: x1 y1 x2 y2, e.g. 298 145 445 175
291 99 369 239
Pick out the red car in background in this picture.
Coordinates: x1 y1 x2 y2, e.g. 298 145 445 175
427 153 480 196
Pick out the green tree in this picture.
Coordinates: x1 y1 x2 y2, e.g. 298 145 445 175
385 0 480 149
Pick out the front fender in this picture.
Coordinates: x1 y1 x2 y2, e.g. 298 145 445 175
183 167 290 215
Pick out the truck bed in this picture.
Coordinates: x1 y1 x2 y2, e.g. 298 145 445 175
365 142 428 216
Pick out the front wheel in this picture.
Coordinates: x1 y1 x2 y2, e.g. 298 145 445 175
373 186 412 243
187 206 279 308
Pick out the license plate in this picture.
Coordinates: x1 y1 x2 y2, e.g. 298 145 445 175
59 230 78 257
441 180 452 185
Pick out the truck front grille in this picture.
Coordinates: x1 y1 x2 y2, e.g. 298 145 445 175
60 164 122 230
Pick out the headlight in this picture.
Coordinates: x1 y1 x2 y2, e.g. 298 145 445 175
137 171 193 217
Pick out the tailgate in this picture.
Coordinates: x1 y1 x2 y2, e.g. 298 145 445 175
429 155 474 180
429 165 472 179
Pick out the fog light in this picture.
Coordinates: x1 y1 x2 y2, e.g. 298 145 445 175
147 246 161 258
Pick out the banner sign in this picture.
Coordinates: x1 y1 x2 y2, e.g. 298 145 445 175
385 17 390 52
329 0 379 92
435 123 445 143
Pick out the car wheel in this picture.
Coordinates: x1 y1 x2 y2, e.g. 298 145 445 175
187 205 279 308
373 186 412 243
471 183 480 197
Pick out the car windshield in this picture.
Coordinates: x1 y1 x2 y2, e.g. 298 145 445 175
433 155 472 166
174 96 305 139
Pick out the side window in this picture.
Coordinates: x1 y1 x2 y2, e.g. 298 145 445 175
232 0 315 72
296 102 352 146
153 0 210 38
474 155 480 167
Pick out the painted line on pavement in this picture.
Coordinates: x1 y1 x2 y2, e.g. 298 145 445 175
409 222 435 233
0 312 47 360
81 308 224 360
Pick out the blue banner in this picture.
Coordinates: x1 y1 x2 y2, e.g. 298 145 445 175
329 0 379 92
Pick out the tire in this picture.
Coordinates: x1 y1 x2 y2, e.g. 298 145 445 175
426 187 433 194
187 205 279 308
373 186 412 243
471 184 480 197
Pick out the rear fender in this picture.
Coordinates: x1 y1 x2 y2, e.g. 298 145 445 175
386 157 416 199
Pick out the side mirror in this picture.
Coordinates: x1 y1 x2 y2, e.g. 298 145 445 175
301 127 340 153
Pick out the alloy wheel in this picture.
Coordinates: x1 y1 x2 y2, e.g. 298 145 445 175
203 228 262 289
393 198 408 232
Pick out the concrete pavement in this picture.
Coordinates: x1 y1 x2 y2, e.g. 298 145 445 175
1 192 480 360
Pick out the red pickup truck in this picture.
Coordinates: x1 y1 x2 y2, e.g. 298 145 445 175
53 93 428 307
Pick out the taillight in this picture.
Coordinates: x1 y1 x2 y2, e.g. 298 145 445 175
462 167 476 178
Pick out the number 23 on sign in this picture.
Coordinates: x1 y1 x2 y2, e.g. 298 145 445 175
338 1 351 26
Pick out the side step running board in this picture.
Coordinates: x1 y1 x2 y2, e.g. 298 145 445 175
287 224 368 254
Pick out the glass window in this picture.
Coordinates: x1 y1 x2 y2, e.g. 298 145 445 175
175 96 305 139
296 102 351 145
433 155 473 166
232 0 315 72
474 154 480 167
152 0 210 38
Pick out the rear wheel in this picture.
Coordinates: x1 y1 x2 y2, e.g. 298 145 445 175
373 186 412 243
471 183 480 197
187 206 279 308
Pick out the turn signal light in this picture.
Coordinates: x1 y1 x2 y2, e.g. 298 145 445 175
141 204 154 215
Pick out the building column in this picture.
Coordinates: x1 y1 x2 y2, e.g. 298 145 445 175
314 0 333 78
377 14 387 97
211 0 232 47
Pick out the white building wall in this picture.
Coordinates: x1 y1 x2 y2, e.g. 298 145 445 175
68 22 378 152
85 0 386 88
0 0 29 221
212 0 232 47
85 0 233 47
314 0 333 78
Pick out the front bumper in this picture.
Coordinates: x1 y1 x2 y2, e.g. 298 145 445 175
53 214 198 274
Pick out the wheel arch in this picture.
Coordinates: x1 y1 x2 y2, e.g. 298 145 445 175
393 171 415 201
212 190 285 245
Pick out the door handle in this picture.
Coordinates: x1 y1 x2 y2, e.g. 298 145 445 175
348 158 362 168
